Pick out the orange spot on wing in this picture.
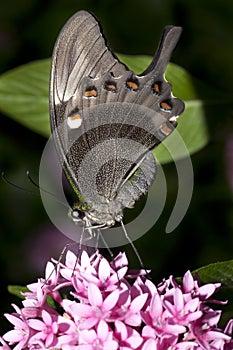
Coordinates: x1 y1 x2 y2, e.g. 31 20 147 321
84 89 97 97
152 83 160 94
160 101 172 111
126 81 139 91
69 113 81 121
105 83 117 92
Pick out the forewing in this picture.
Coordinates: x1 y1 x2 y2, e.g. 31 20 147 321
50 10 127 109
49 11 128 200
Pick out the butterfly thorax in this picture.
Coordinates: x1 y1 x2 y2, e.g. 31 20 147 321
84 199 124 227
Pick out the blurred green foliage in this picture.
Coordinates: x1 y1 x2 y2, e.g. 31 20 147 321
0 0 233 332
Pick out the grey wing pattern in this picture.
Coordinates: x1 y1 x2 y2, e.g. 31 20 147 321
50 10 127 111
49 10 185 208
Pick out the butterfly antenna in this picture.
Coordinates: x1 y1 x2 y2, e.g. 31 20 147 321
120 219 144 269
26 170 70 209
1 171 40 196
26 170 40 189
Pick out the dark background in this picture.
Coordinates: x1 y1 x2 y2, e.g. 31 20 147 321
0 0 233 332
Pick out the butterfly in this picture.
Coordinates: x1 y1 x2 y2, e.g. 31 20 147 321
49 10 185 236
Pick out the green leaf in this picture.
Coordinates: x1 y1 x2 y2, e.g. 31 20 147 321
7 284 57 311
8 285 28 299
0 56 209 162
194 260 233 319
0 59 50 136
194 259 233 287
117 54 152 76
46 295 56 309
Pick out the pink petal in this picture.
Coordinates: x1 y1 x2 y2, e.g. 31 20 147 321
145 279 157 295
79 329 96 342
108 273 118 286
115 320 127 340
28 319 44 331
79 317 98 330
62 299 75 312
80 250 91 268
76 345 92 350
113 252 128 269
103 340 118 350
103 289 119 311
142 325 156 339
45 333 55 347
184 297 199 312
127 333 143 348
163 300 175 316
42 310 52 325
0 337 11 349
14 339 29 350
71 303 91 318
150 294 163 317
186 310 202 322
205 330 231 341
36 282 45 304
4 314 26 329
203 310 221 326
3 330 24 343
142 338 157 350
99 258 110 281
97 320 108 341
108 267 127 286
88 284 103 307
45 261 56 281
165 323 186 335
117 266 128 279
65 250 78 268
125 314 141 327
25 282 38 293
224 319 233 335
198 284 219 298
182 270 194 292
80 272 99 284
130 293 148 312
175 341 197 349
60 268 73 280
174 288 184 311
11 305 22 315
21 307 41 318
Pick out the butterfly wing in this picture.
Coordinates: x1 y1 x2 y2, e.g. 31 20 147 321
50 11 129 203
50 11 185 218
50 10 127 107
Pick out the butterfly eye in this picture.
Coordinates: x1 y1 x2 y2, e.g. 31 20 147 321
84 87 98 98
160 101 172 112
104 81 117 92
152 82 161 95
71 210 82 223
126 79 139 91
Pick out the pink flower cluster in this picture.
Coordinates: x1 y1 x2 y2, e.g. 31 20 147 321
1 250 233 349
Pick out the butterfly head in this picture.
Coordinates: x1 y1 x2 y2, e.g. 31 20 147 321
70 199 124 228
